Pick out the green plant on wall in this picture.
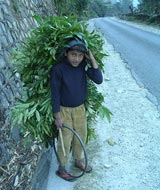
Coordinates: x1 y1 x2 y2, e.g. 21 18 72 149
11 16 112 147
11 0 20 13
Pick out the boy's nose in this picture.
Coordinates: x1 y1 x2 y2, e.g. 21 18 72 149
76 56 79 61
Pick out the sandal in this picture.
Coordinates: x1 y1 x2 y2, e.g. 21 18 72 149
56 170 76 182
75 161 92 173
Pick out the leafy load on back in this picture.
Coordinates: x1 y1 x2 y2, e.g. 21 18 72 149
11 16 112 146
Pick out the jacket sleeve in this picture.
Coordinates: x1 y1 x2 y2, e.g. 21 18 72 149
86 67 103 84
50 66 61 113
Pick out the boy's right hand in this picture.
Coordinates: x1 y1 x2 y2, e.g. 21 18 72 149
54 112 63 129
55 117 63 129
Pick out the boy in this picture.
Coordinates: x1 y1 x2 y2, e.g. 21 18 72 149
50 38 103 181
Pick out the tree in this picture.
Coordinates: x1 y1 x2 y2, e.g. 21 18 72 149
53 0 109 19
88 0 109 17
138 0 160 14
53 0 89 18
119 0 133 14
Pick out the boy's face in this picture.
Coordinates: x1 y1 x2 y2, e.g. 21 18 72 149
65 50 85 67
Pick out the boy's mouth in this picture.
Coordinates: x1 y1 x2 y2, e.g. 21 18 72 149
71 62 80 66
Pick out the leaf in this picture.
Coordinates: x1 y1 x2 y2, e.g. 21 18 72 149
33 15 43 25
18 113 23 124
36 110 41 122
28 107 37 118
98 105 113 123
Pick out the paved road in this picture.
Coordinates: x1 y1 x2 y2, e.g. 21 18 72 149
94 17 160 107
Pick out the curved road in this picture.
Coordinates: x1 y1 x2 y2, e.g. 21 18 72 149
94 17 160 107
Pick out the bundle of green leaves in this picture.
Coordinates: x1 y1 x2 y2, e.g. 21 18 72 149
11 16 112 147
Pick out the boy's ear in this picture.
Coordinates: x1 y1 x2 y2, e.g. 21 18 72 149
64 51 67 56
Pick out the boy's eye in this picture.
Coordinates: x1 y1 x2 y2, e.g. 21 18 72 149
70 52 76 56
70 51 84 57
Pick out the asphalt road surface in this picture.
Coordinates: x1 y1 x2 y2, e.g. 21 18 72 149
94 17 160 108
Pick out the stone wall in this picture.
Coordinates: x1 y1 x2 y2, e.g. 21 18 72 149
0 0 56 189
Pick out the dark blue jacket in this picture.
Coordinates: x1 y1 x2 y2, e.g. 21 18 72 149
50 59 103 113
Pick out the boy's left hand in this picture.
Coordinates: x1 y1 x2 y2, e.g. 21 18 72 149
85 50 93 61
85 49 98 69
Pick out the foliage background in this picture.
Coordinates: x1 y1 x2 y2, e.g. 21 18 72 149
138 0 160 15
53 0 160 24
109 0 160 25
53 0 109 19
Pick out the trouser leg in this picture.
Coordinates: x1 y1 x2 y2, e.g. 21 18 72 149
57 107 73 166
72 104 87 161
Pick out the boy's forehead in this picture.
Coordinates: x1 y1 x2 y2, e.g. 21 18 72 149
68 50 84 54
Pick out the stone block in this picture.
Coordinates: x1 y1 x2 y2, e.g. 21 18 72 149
0 143 10 166
31 148 52 190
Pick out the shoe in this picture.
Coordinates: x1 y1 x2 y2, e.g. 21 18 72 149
75 160 92 173
56 169 77 182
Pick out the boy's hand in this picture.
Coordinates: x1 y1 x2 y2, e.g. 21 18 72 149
85 49 98 69
54 112 63 129
85 49 92 60
55 117 63 129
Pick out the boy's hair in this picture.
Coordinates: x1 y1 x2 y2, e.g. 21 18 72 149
66 38 88 53
59 38 88 59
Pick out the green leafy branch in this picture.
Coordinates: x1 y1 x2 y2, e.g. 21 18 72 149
11 16 112 147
